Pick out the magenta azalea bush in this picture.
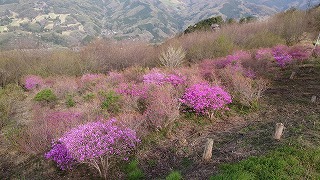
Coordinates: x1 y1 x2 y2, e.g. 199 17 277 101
214 51 251 69
143 70 185 86
272 45 293 67
143 71 166 85
24 75 43 90
45 119 140 178
45 142 75 170
165 74 186 86
116 83 148 98
180 83 232 115
289 45 312 61
255 48 273 60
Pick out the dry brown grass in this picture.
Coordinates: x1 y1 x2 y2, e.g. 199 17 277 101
0 8 318 87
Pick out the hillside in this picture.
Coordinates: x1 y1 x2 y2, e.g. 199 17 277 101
0 6 320 179
0 43 319 180
0 0 313 47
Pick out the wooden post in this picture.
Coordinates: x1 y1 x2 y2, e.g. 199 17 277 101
202 138 213 161
289 71 296 79
274 123 284 140
311 95 317 103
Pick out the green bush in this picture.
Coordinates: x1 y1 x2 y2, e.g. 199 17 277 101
65 94 76 107
166 171 182 180
125 159 145 180
83 93 95 102
99 90 121 113
34 89 57 103
210 146 320 180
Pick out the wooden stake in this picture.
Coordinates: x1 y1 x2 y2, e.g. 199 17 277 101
289 71 296 79
274 123 284 140
202 138 213 161
311 95 317 103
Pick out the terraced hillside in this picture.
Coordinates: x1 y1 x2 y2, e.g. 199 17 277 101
0 0 313 47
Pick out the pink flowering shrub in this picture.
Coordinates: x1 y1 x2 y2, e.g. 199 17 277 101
80 74 105 83
116 83 149 112
289 45 312 61
214 51 251 69
244 69 256 79
143 70 186 86
199 59 217 81
107 71 125 85
218 65 268 107
272 45 293 67
116 83 148 98
46 119 140 179
45 142 75 170
143 70 166 85
165 74 186 86
255 48 273 61
180 83 232 116
241 49 273 77
144 85 180 131
45 111 83 138
80 74 105 90
24 75 43 90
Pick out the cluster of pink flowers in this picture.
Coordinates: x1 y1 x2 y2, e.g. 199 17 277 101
255 48 273 60
165 74 186 86
289 45 312 61
244 69 256 79
24 75 43 90
116 83 148 98
80 74 104 84
57 119 139 162
272 45 293 67
143 70 185 86
143 71 166 85
107 72 125 84
45 142 76 170
214 51 251 69
180 83 232 114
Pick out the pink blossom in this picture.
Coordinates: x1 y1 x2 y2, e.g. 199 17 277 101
180 83 232 114
24 75 43 90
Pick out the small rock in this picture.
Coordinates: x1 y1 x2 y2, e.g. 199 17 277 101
311 95 317 103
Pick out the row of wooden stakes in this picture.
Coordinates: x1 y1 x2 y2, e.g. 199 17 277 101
202 123 285 161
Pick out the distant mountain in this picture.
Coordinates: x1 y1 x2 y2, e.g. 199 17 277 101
0 0 313 47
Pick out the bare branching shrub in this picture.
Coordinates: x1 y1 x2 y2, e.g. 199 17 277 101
219 66 268 108
176 32 234 62
80 39 158 72
144 85 180 133
159 46 186 68
6 106 88 154
270 10 308 45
